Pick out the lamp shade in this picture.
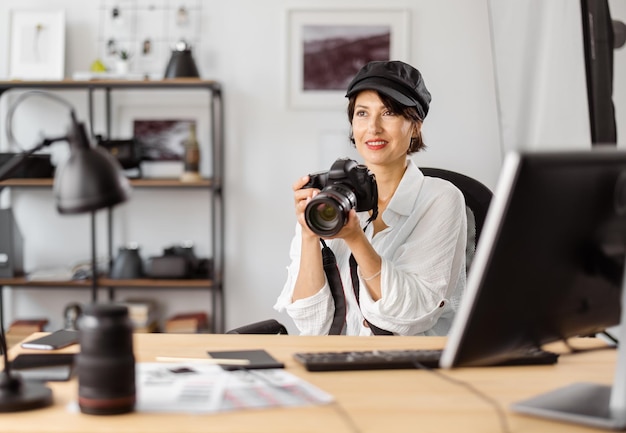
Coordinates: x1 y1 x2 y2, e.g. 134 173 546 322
164 40 200 78
53 121 131 214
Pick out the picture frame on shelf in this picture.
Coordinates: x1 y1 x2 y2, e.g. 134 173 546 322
115 103 210 179
286 8 410 109
9 10 66 80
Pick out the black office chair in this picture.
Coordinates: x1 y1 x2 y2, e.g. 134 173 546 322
226 319 288 335
225 168 493 335
420 167 493 271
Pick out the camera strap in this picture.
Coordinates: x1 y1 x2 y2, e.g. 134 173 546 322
320 239 392 336
349 254 393 336
321 240 346 335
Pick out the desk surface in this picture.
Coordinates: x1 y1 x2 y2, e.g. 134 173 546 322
1 334 616 433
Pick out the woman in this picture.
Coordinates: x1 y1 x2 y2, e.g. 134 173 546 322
274 60 467 336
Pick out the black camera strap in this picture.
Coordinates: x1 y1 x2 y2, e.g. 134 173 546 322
320 239 392 336
321 240 346 335
349 254 393 336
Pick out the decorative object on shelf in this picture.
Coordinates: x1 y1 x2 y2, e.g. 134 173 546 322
0 153 54 178
9 10 65 80
96 136 142 178
176 6 189 26
287 8 409 109
110 243 144 279
133 119 190 179
0 209 24 278
118 298 160 333
164 40 200 78
7 318 48 334
63 303 83 331
165 311 210 333
180 123 202 182
5 318 49 349
115 49 132 75
145 241 209 279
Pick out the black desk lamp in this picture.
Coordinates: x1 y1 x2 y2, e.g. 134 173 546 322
0 100 131 412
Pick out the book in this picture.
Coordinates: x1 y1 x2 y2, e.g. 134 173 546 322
165 311 210 333
6 318 50 349
134 321 160 334
119 298 160 329
8 318 49 334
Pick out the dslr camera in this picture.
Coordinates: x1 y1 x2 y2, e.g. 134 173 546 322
302 158 378 237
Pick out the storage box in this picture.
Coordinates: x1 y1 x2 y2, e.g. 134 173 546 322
0 208 24 277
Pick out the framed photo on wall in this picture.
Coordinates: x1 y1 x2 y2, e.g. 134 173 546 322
9 10 66 80
287 9 410 109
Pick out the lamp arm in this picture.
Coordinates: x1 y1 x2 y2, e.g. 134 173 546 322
0 135 67 184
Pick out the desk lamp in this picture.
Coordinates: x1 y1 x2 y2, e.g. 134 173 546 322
0 96 131 412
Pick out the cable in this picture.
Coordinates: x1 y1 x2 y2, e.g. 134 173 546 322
600 331 619 345
5 90 75 151
411 360 512 433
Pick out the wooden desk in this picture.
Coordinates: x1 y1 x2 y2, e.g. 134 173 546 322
1 334 616 433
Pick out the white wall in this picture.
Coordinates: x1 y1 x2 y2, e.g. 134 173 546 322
2 0 622 334
488 0 626 151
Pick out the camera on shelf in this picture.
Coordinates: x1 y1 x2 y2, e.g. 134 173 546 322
145 242 212 279
302 158 378 237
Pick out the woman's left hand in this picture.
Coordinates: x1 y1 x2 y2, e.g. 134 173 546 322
323 209 363 242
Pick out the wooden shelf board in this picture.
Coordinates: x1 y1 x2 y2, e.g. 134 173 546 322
0 277 215 289
0 178 212 188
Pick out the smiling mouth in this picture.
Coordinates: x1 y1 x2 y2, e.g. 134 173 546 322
366 140 387 148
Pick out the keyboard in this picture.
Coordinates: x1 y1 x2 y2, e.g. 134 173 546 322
293 348 559 372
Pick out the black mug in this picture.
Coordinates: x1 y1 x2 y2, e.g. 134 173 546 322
77 304 136 415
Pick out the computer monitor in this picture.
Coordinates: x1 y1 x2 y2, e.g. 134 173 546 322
440 149 626 429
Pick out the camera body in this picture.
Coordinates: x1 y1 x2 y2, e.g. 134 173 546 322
302 158 377 237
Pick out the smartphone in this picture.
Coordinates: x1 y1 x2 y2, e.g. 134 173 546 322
20 329 79 350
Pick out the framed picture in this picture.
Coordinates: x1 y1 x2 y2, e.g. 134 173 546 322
133 119 192 162
115 102 210 178
287 9 410 109
9 10 66 80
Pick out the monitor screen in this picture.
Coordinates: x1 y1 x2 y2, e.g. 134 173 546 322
441 149 626 369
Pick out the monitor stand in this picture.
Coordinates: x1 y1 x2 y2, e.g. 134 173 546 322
511 269 626 430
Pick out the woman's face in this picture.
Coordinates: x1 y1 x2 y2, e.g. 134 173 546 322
351 90 418 169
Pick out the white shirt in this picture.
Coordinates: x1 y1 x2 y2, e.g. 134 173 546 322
274 159 467 336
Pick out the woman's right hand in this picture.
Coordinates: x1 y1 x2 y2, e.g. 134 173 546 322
292 175 319 239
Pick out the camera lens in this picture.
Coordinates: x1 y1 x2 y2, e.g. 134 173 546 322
77 304 135 415
305 184 356 237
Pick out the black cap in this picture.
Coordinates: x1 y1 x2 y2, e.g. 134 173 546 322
346 60 431 119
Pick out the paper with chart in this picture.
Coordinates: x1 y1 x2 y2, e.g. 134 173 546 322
135 363 333 413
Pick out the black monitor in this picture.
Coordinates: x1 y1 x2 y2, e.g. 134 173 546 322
440 149 626 429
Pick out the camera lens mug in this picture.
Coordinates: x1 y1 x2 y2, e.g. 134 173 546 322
77 304 136 415
303 158 378 237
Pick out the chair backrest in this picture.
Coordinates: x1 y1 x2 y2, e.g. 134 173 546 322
226 319 289 335
420 167 493 271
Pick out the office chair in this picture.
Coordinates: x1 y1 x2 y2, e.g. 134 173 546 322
420 167 493 271
225 168 493 335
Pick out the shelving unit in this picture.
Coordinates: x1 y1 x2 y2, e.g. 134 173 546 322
0 79 224 333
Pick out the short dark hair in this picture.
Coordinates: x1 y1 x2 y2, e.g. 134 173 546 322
347 91 426 154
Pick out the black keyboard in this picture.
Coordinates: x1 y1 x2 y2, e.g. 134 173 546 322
293 348 559 372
